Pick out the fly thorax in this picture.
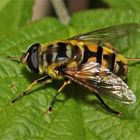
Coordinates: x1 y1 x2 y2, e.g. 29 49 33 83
40 42 71 68
39 41 83 78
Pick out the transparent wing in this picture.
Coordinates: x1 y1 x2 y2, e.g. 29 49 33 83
64 62 136 104
68 23 140 43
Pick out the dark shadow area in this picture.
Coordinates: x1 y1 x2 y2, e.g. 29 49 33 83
20 68 108 112
21 68 62 93
63 82 121 117
89 0 110 9
50 0 110 17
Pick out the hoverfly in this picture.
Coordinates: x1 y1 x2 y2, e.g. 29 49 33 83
8 23 140 116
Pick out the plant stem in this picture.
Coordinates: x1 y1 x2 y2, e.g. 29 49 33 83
50 0 70 25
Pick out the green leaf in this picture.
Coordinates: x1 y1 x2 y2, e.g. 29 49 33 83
103 0 140 11
0 10 140 140
0 0 35 37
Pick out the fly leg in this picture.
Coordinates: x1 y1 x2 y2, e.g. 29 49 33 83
11 75 52 103
47 78 71 113
94 93 122 116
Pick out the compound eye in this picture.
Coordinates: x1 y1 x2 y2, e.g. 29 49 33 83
26 43 40 73
27 43 40 53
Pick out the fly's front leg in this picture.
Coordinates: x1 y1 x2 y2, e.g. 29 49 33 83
47 78 71 113
11 75 52 103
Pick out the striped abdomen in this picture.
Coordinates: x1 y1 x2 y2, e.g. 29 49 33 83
81 41 128 79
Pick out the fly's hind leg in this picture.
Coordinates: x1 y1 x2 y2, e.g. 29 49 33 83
94 93 122 116
47 78 71 113
11 75 52 103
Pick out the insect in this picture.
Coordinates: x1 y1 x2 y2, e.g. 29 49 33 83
8 23 140 116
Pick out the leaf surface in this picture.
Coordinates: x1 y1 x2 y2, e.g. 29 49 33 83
0 0 35 37
103 0 140 12
0 10 140 140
